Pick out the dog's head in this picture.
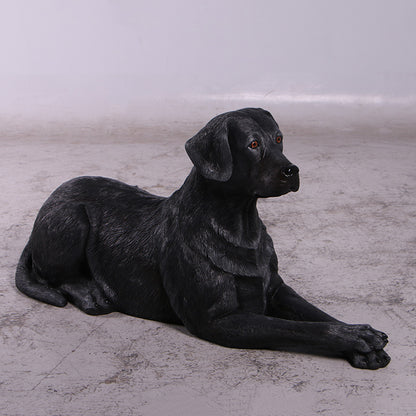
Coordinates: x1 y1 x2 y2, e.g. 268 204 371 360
185 108 299 198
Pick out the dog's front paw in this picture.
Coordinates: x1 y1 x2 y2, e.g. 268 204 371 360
345 324 390 369
351 324 388 353
331 323 390 369
331 323 388 354
346 349 391 370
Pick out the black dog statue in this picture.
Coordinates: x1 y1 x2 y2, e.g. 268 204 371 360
16 108 390 369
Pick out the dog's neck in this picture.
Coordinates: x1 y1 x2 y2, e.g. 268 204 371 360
174 169 263 248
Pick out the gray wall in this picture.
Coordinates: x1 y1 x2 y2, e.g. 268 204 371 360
1 0 415 120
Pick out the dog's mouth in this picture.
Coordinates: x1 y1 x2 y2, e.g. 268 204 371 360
289 178 300 192
280 176 300 193
255 176 300 198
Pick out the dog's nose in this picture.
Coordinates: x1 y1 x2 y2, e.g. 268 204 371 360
281 164 299 178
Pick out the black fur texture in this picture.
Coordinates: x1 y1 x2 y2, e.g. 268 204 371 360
16 108 390 369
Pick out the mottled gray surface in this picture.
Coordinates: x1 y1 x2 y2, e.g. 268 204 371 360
1 106 415 415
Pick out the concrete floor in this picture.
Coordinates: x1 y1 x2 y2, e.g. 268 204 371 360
1 104 415 415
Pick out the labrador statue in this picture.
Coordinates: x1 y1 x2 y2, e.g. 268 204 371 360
16 108 390 369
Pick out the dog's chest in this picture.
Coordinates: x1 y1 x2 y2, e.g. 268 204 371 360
234 273 269 313
191 229 274 313
197 226 273 275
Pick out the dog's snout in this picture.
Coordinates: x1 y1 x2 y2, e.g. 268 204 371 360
281 164 299 178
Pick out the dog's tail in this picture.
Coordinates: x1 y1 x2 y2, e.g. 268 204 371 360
15 242 67 307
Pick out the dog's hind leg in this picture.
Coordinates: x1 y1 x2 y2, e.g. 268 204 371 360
27 203 113 315
31 204 115 315
59 279 114 315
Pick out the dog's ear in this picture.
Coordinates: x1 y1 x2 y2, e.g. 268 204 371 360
185 118 233 182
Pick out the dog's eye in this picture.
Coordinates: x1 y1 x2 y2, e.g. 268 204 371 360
276 136 283 144
249 140 259 149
